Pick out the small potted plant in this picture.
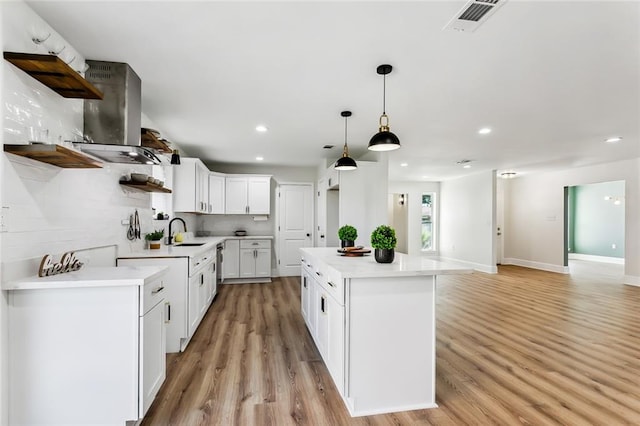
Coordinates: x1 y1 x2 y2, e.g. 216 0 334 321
338 224 358 248
370 225 397 263
145 229 165 250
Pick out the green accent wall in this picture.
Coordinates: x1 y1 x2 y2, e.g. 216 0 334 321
568 181 625 258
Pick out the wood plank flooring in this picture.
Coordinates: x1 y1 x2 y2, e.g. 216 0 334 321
142 266 640 425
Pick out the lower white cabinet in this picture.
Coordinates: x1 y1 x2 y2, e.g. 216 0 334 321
224 239 272 282
6 268 167 425
118 250 217 353
300 254 344 394
222 239 240 279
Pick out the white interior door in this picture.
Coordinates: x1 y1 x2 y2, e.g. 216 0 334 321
277 183 314 276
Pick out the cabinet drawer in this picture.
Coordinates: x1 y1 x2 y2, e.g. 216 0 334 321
240 239 271 249
142 277 166 315
318 266 344 305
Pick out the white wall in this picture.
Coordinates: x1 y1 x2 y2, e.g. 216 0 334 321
439 170 497 273
388 181 440 256
0 3 167 421
504 158 640 285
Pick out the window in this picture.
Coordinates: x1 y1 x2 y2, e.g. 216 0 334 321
421 193 435 251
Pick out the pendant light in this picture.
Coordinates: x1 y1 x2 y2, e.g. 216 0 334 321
368 64 400 151
170 149 181 165
335 111 357 171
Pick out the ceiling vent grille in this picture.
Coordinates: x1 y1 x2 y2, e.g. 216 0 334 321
444 0 507 33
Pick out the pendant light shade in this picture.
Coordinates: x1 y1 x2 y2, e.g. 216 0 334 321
335 111 358 171
368 64 400 152
170 149 181 165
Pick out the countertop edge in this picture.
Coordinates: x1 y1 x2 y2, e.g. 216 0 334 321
2 266 168 291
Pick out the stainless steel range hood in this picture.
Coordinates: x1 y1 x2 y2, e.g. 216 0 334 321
75 60 162 165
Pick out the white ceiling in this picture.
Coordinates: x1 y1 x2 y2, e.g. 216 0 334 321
26 0 640 181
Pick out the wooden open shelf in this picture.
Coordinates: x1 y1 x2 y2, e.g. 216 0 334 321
4 144 102 168
119 181 172 193
4 52 104 100
141 128 172 153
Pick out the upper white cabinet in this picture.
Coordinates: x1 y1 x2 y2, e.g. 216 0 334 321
173 158 209 213
208 173 225 214
225 175 271 215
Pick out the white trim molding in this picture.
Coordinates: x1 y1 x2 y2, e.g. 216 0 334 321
568 253 625 265
623 275 640 287
502 258 569 274
438 256 497 274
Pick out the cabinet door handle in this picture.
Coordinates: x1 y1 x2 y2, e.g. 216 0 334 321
306 233 310 237
152 286 165 294
315 271 321 277
303 277 307 288
321 296 326 314
165 302 171 323
328 281 335 288
200 275 204 286
301 257 305 262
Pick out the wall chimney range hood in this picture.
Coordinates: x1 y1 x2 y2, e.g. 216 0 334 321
75 60 162 165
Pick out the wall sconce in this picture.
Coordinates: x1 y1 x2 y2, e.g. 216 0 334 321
170 149 181 165
399 194 405 206
604 195 624 205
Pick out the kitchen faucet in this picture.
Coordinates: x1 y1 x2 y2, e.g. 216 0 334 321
168 218 187 245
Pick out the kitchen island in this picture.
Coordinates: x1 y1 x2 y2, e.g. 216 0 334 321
299 247 472 417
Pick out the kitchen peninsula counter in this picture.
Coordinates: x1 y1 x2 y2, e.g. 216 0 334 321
299 247 472 417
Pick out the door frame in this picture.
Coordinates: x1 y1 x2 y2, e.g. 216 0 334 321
275 182 314 277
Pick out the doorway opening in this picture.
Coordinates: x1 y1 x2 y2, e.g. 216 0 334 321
564 180 625 281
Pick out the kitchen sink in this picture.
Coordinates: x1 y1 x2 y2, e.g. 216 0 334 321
174 243 205 247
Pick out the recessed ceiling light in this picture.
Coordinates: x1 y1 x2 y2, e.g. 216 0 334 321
256 156 264 161
605 136 622 143
256 125 268 133
463 164 472 169
478 127 492 135
400 162 408 167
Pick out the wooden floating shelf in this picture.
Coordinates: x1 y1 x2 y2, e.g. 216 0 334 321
119 181 172 193
4 144 102 169
141 128 172 153
3 52 104 100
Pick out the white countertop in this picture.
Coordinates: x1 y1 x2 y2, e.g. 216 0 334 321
118 235 274 259
300 247 473 278
2 266 168 291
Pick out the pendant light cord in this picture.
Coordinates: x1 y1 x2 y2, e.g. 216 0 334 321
344 115 348 148
382 73 386 115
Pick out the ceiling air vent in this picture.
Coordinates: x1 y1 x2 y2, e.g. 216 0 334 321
443 0 507 33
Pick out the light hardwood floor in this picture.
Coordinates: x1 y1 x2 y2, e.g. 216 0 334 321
142 266 640 425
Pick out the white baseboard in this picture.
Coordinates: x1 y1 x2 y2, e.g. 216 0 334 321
502 258 569 274
437 256 497 274
568 253 625 265
623 275 640 286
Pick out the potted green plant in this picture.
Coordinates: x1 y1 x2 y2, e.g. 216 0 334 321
370 225 397 263
145 229 165 249
338 224 358 248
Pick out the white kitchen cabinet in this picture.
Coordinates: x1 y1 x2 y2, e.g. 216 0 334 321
142 295 167 414
300 267 311 326
300 253 344 395
118 249 216 353
208 172 225 214
5 267 167 425
225 175 271 214
223 239 240 279
239 239 271 278
173 157 210 213
188 271 202 337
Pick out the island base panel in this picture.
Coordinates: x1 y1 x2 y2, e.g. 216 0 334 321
346 275 436 416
